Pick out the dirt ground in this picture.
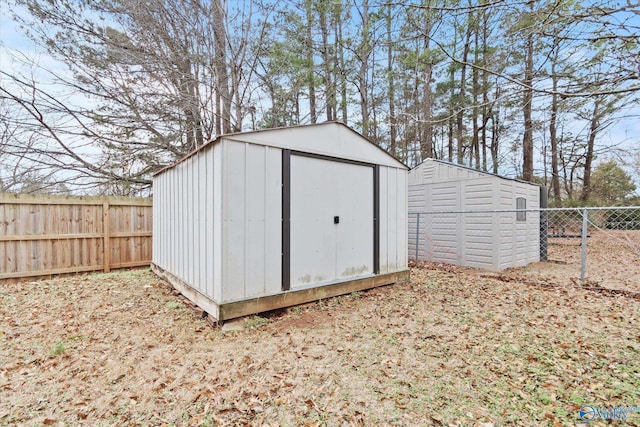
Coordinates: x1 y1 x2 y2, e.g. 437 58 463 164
1 264 639 426
514 229 640 293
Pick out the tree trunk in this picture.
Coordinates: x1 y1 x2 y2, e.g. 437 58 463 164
305 0 317 123
491 85 500 174
421 5 434 160
471 18 480 169
212 0 231 134
522 2 535 181
387 0 396 156
358 0 370 138
370 49 378 144
550 52 561 203
481 11 488 171
581 98 601 202
319 3 334 121
456 22 471 164
334 3 346 123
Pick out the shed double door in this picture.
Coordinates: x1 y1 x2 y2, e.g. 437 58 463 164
289 154 374 289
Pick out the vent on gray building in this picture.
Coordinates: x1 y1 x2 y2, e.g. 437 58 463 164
516 197 527 221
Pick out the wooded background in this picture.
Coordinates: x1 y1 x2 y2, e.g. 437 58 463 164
0 194 152 281
1 0 638 205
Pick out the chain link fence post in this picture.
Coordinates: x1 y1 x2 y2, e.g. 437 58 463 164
539 187 548 261
581 208 588 281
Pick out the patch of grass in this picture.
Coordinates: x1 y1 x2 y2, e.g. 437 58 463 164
165 301 184 310
538 393 554 405
245 315 269 329
200 415 217 427
51 340 67 357
385 337 399 346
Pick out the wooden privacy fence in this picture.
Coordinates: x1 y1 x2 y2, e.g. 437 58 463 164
0 194 152 281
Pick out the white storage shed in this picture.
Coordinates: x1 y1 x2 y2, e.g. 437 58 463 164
152 122 409 321
408 159 541 271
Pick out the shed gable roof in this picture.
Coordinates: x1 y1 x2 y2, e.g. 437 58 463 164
155 122 406 176
409 158 540 187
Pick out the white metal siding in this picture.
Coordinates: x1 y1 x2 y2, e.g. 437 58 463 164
152 148 222 297
290 156 374 288
335 162 375 279
379 166 407 273
154 122 407 316
213 143 223 302
226 123 404 169
397 169 408 272
221 140 282 303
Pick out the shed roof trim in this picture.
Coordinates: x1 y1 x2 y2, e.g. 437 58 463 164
411 158 541 186
154 121 407 176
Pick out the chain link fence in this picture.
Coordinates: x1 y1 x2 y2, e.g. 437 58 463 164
409 207 640 293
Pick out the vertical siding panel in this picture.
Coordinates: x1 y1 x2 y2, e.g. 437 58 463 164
379 167 389 273
213 142 223 302
161 174 166 267
265 147 282 295
173 169 178 273
179 164 185 280
172 169 178 273
193 155 199 291
152 176 157 267
189 156 196 289
176 167 182 279
224 140 246 302
245 144 267 298
161 172 166 268
243 143 249 298
177 165 183 279
206 147 215 299
397 170 407 270
182 160 189 284
388 168 399 271
187 158 194 286
157 176 161 266
178 167 182 277
168 171 174 271
263 146 269 295
198 151 206 293
187 159 193 284
152 176 158 265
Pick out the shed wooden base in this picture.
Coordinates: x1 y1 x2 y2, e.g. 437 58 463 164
151 263 409 322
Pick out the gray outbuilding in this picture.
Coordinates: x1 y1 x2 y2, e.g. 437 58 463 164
152 122 409 321
408 158 542 271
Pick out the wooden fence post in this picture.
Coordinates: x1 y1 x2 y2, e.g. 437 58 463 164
103 202 111 273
